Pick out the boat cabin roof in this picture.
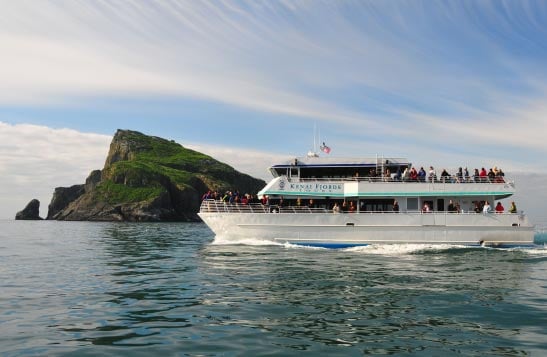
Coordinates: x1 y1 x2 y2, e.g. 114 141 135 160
271 156 411 169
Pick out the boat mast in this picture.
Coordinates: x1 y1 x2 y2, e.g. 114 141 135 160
308 122 319 157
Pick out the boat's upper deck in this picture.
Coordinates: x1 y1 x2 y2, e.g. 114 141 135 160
270 156 410 179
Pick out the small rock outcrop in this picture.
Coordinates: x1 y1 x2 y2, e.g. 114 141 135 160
15 199 43 220
47 185 85 220
45 129 266 222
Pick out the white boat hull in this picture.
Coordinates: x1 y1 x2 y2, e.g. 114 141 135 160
199 211 535 248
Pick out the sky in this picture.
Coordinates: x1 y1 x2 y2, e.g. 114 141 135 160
1 1 547 223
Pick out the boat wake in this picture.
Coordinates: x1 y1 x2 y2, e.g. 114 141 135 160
344 243 469 255
211 235 284 246
210 236 547 256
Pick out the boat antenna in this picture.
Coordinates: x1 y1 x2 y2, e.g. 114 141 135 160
307 122 319 157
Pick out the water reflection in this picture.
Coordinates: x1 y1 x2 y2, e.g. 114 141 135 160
2 221 547 356
199 244 547 354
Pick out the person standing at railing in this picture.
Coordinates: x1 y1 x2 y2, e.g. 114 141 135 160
409 167 418 181
440 169 450 183
479 168 487 182
333 203 341 214
483 201 492 214
392 200 399 213
349 201 356 213
464 167 470 183
418 167 426 182
509 201 517 213
488 168 495 182
495 202 504 214
428 166 436 183
456 167 463 183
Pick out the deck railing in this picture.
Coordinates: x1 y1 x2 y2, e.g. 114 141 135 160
296 176 509 184
199 200 521 215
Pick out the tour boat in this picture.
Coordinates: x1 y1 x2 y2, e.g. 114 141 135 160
199 154 535 248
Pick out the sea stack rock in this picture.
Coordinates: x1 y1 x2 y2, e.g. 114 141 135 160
15 199 43 220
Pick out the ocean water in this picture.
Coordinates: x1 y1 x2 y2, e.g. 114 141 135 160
1 221 547 356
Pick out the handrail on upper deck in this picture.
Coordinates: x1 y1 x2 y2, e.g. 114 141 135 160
295 176 509 184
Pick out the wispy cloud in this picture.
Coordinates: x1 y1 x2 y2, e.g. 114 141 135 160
2 4 545 106
184 142 288 182
1 1 547 165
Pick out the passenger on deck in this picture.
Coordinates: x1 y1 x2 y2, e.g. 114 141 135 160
440 169 450 183
473 168 480 182
410 167 418 181
479 167 487 182
456 167 463 183
342 201 348 212
402 167 410 181
392 200 399 213
422 202 431 213
464 167 470 182
495 202 504 214
395 167 402 181
418 167 426 182
495 168 505 183
483 201 491 214
332 202 341 214
488 168 495 181
349 201 356 213
447 200 457 212
509 201 517 213
474 201 481 213
428 166 436 182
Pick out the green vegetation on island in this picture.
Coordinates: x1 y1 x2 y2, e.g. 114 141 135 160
45 129 266 221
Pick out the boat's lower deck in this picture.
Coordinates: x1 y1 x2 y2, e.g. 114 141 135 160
199 209 535 247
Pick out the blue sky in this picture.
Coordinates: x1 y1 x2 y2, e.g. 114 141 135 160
1 1 547 220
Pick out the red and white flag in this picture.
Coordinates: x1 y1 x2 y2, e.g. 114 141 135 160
320 142 331 154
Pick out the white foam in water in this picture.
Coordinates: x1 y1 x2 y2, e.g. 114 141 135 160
344 243 468 255
507 245 547 255
210 236 547 256
211 235 284 246
211 236 329 250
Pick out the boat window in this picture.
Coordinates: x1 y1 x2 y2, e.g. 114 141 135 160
290 168 299 178
407 198 418 211
437 198 445 212
360 199 393 212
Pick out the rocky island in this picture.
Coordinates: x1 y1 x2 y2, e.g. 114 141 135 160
15 199 43 220
42 129 265 222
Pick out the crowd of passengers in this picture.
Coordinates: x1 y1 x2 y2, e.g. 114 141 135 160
202 191 518 215
201 190 262 205
356 166 506 183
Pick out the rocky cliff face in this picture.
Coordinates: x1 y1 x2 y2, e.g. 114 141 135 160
16 199 43 220
46 129 266 222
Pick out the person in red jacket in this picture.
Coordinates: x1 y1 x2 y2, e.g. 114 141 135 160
495 202 504 214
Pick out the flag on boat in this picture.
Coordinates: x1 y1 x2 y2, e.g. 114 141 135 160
320 142 331 154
